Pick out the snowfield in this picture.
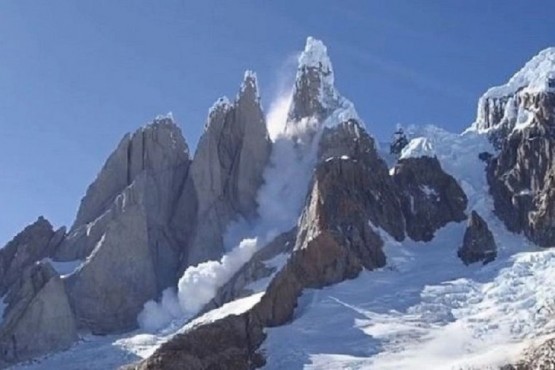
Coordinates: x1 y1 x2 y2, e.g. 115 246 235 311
16 124 555 370
263 126 555 369
13 40 555 369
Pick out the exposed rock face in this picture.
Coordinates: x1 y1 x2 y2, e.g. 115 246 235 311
0 262 77 368
59 117 192 333
130 126 391 369
285 37 358 141
184 72 272 267
472 47 555 147
472 48 555 247
392 156 468 241
65 180 158 334
0 217 64 296
318 119 406 241
288 37 336 123
457 211 497 265
486 95 555 247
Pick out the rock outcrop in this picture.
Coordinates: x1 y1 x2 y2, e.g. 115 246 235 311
60 117 192 334
183 72 272 267
457 211 497 265
487 118 555 246
392 156 468 241
0 216 64 296
285 37 358 141
318 119 406 241
0 262 77 368
472 47 555 247
64 180 158 334
130 121 394 370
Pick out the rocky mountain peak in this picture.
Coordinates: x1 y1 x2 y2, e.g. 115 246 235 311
72 116 190 230
239 70 260 102
287 37 358 128
472 47 555 141
297 37 334 86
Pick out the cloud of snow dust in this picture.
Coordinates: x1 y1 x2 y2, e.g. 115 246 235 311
266 90 293 140
138 52 324 333
138 238 258 332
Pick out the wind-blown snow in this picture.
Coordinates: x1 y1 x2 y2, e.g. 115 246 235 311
138 56 325 332
266 90 293 141
262 125 554 369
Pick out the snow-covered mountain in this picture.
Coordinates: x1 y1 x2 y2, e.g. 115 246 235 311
2 38 555 370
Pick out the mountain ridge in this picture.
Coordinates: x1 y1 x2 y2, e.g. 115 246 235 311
2 37 555 369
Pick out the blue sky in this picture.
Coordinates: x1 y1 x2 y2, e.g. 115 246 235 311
1 0 554 245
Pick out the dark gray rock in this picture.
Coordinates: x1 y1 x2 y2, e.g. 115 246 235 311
0 216 63 296
457 211 497 265
129 134 391 370
0 262 77 368
184 72 272 268
486 92 555 246
318 119 406 241
287 37 340 125
392 156 468 241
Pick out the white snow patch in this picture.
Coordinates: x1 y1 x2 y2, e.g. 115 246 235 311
206 96 232 122
119 292 264 360
420 185 438 198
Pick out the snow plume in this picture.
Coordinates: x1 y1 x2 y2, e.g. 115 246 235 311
266 52 298 140
138 238 258 332
266 90 292 140
139 54 323 333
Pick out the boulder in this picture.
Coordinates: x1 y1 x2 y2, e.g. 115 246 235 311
457 211 497 265
0 262 77 368
392 156 468 241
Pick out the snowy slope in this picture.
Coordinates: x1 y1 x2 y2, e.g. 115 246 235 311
13 41 555 370
263 126 555 370
15 125 554 370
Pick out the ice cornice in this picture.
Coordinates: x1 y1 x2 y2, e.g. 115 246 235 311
483 47 555 100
